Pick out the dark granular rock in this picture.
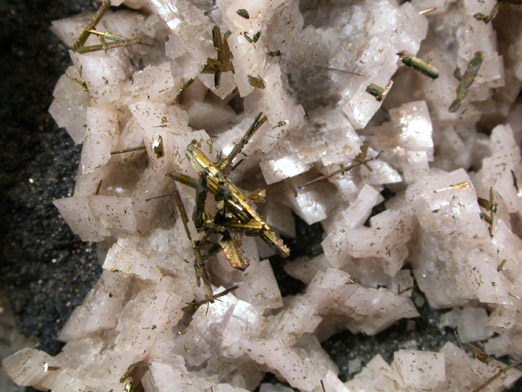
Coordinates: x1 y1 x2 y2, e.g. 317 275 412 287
0 0 100 357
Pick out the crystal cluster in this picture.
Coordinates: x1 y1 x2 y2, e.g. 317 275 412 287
3 0 522 391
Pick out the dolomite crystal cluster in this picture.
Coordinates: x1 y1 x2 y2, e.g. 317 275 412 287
4 0 522 391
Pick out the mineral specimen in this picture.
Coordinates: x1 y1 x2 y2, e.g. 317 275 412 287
3 0 522 391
